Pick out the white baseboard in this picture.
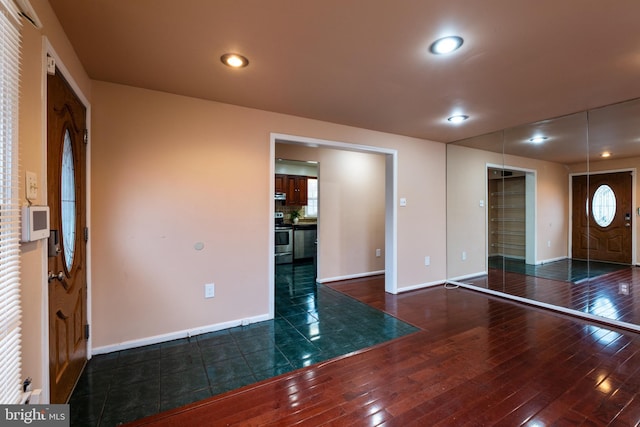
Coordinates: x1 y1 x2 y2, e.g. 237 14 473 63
396 280 444 293
92 313 271 355
317 270 385 284
447 271 488 282
535 256 568 265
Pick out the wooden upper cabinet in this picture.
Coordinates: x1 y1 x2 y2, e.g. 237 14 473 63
286 175 308 206
296 176 307 205
275 174 287 193
275 173 308 205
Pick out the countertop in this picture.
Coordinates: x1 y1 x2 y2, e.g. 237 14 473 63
293 223 317 230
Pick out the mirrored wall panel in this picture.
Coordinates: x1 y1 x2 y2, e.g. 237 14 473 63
446 98 640 330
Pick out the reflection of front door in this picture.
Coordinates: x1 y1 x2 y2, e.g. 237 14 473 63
47 69 88 403
572 172 632 263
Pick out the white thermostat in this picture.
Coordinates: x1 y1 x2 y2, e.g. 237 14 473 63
22 205 50 242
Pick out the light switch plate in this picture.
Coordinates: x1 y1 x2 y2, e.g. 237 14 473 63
204 283 215 298
26 171 38 201
400 198 407 207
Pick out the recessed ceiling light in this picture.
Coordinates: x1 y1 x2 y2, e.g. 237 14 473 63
601 151 612 158
221 53 249 68
447 114 469 124
430 36 464 55
528 136 548 144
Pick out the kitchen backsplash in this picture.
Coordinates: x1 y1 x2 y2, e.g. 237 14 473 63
277 204 316 223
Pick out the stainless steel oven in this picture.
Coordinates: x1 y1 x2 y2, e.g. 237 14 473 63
275 226 293 264
275 212 293 264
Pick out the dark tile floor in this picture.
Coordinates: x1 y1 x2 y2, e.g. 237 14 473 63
488 256 628 283
69 261 418 426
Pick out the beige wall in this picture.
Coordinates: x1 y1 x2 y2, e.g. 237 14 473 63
91 81 446 350
447 144 569 279
19 0 93 400
275 144 386 278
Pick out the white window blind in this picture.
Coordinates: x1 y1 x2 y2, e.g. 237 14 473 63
0 0 22 405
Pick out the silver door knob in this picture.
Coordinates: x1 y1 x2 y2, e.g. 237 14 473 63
48 271 64 283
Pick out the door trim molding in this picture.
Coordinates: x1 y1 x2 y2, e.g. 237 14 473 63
41 36 92 404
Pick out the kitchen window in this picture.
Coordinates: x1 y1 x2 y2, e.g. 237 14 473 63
305 178 318 218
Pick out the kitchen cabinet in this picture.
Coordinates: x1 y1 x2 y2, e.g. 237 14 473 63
294 224 316 260
286 175 308 206
275 174 287 193
274 174 308 205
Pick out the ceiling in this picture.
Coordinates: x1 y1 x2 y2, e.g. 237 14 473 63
453 98 640 164
48 0 640 149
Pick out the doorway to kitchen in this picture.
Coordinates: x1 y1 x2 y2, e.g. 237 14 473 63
274 159 319 270
269 133 397 319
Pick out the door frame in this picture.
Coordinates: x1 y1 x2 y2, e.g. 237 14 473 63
269 133 398 318
40 38 92 403
568 168 636 265
485 163 537 267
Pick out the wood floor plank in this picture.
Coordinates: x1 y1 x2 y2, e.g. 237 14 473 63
127 274 640 426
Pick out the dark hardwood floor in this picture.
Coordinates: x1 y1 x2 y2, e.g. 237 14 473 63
128 276 640 426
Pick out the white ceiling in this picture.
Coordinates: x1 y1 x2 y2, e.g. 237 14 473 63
48 0 640 158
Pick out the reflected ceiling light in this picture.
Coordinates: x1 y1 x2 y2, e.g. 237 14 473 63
528 136 548 144
601 151 612 158
221 53 249 68
447 114 469 124
430 36 464 55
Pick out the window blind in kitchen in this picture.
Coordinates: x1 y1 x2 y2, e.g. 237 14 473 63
0 0 23 405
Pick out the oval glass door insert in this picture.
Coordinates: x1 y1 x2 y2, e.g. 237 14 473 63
61 129 76 271
592 184 616 228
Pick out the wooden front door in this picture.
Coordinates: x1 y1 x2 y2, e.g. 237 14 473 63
572 171 633 264
47 69 88 403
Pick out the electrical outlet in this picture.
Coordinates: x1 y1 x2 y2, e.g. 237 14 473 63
376 248 381 257
462 251 467 261
204 283 215 298
424 256 430 266
547 240 551 248
619 283 630 295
